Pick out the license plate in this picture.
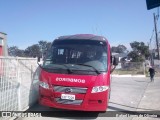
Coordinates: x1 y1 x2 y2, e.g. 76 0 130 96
61 94 75 100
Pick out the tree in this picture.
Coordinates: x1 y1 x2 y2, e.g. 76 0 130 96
128 41 149 62
38 40 52 57
24 44 41 58
117 45 127 53
111 44 127 53
128 51 144 62
8 41 52 58
8 46 25 57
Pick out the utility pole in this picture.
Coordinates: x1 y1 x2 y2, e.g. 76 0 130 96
154 13 160 60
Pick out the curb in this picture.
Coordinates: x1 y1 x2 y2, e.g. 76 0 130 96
111 74 146 77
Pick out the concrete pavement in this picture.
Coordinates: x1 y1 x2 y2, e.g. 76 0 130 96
137 77 160 111
16 76 160 120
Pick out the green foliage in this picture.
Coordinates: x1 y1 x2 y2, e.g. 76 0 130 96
24 44 41 57
111 44 127 53
128 51 144 62
8 46 25 57
8 40 52 57
38 40 52 57
128 41 149 62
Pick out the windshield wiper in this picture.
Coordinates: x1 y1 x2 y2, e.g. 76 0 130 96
61 64 73 74
41 64 73 74
74 63 101 74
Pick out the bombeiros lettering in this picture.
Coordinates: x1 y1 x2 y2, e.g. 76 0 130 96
56 77 85 83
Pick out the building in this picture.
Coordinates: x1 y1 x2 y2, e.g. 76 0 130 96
112 52 129 61
0 32 8 56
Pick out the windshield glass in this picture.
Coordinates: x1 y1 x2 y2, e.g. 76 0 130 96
43 40 108 74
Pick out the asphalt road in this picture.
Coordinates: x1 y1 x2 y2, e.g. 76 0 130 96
17 76 160 120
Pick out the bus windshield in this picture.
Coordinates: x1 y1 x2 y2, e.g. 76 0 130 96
43 40 108 74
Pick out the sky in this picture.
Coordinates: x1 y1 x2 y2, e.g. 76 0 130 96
0 0 159 50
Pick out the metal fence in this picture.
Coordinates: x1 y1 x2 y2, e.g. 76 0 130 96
0 57 39 119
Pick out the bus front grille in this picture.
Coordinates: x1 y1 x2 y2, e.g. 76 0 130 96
55 98 83 105
53 85 87 105
53 86 88 94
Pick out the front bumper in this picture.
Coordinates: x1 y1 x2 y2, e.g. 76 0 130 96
39 87 109 111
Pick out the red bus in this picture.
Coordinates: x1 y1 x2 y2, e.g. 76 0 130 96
38 34 117 111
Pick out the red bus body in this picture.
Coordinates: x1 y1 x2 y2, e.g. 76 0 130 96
39 34 112 111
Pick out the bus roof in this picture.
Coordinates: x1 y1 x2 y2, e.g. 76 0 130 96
55 34 108 42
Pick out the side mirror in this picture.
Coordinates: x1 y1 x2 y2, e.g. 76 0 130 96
110 56 118 73
113 57 119 66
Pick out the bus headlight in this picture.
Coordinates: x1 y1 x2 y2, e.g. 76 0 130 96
39 81 49 89
91 86 109 93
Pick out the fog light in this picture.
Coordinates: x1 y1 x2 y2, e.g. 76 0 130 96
98 100 102 103
39 81 49 89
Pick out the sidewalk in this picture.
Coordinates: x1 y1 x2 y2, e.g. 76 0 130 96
136 77 160 111
111 74 146 77
132 77 160 120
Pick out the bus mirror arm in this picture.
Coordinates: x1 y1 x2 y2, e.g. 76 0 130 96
111 65 116 73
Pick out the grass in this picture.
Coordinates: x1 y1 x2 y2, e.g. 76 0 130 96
113 69 144 75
